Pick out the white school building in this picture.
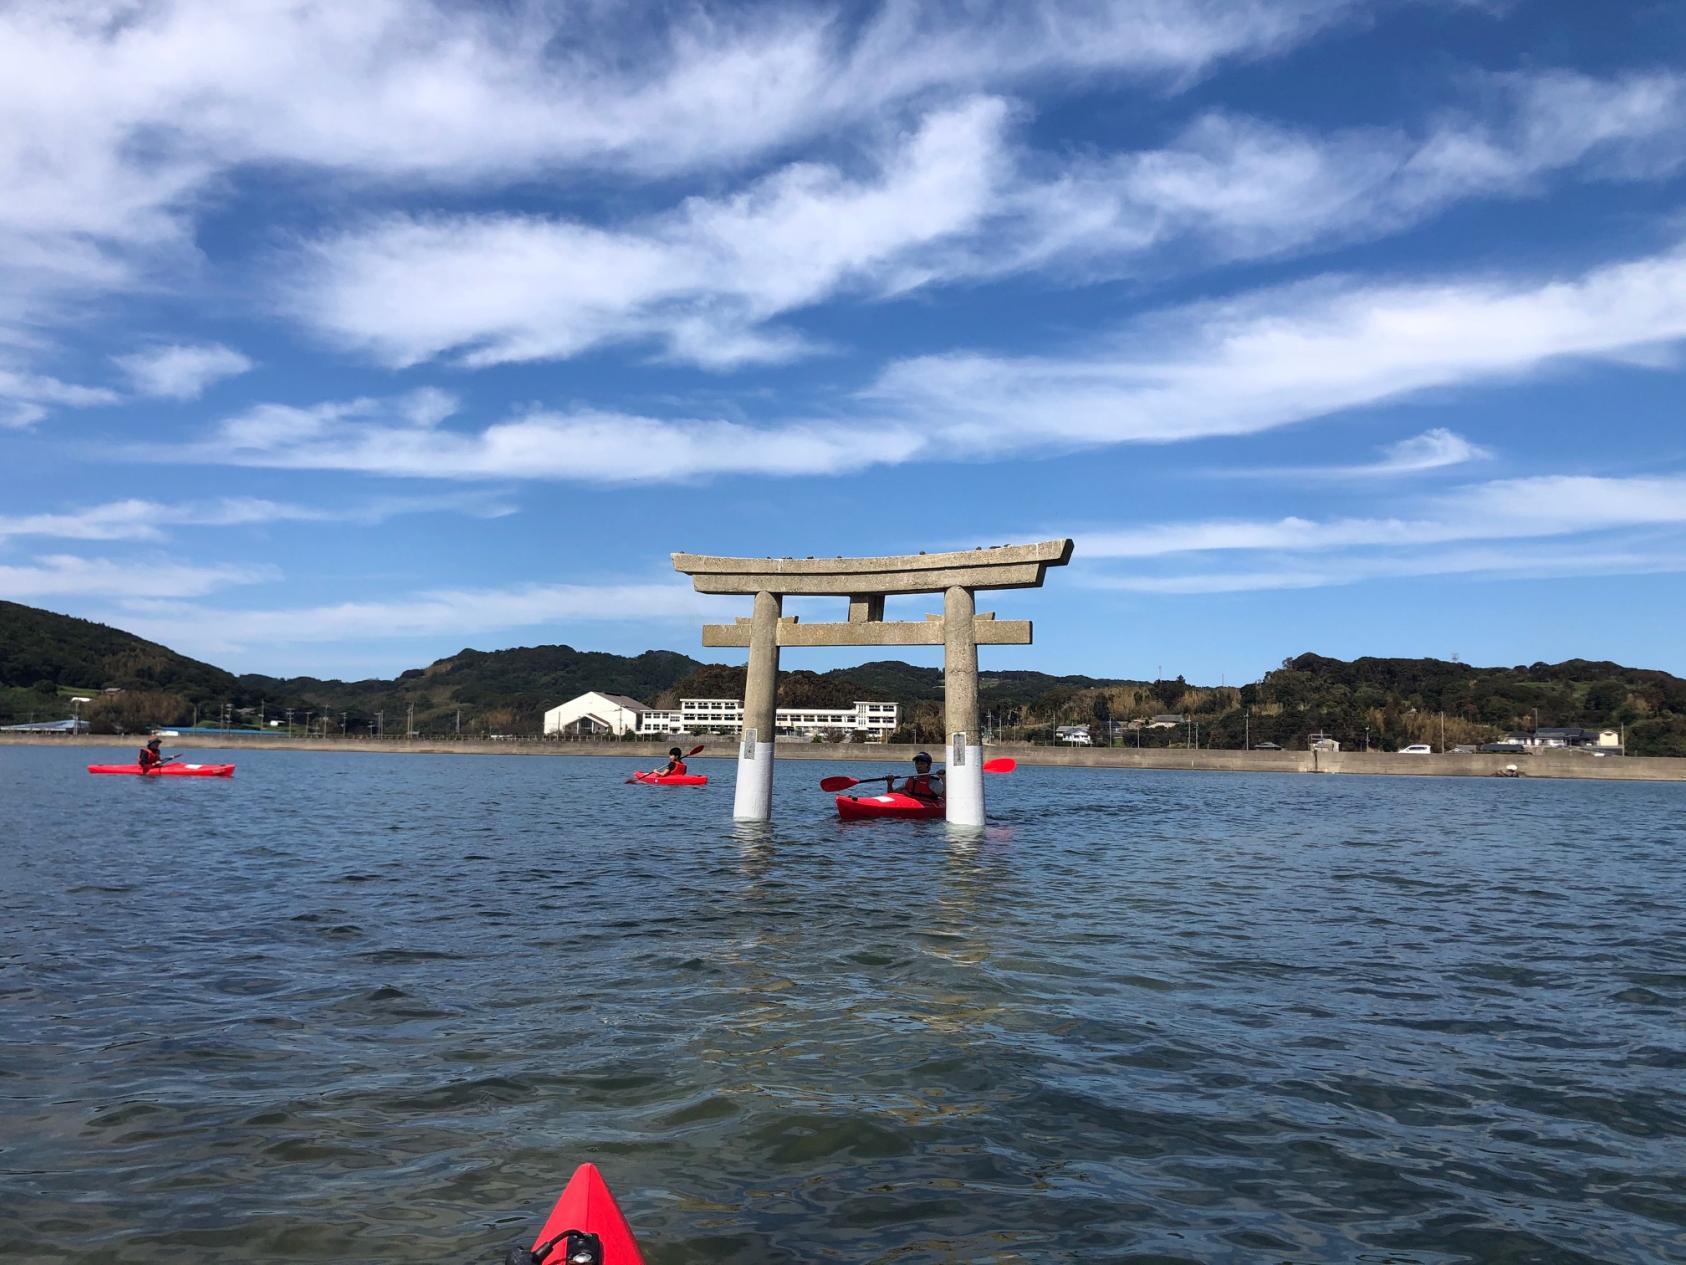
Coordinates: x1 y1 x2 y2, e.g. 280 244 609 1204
542 692 898 739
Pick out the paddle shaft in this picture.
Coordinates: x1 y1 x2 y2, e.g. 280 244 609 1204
819 758 1015 793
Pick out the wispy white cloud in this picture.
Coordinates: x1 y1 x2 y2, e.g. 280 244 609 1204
1085 541 1686 593
869 241 1686 451
1013 69 1686 275
0 365 118 429
291 98 1011 369
0 553 274 601
0 0 1352 324
151 240 1686 484
1066 473 1686 594
1215 427 1492 480
188 397 919 484
284 68 1686 372
113 343 253 399
117 580 735 660
0 491 515 545
1079 474 1686 559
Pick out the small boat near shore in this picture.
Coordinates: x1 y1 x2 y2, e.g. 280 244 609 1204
88 763 236 777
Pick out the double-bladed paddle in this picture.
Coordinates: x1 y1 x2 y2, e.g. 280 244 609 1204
819 757 1016 792
625 743 705 783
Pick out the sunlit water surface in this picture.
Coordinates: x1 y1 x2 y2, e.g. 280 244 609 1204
2 745 1683 1263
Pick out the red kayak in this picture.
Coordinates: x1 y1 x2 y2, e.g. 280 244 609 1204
88 763 236 777
631 771 708 786
836 791 945 821
524 1163 645 1264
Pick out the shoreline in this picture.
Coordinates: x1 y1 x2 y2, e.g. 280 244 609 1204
7 733 1685 782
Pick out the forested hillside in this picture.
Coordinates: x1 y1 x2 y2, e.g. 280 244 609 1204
246 645 704 734
5 601 1684 753
0 601 249 732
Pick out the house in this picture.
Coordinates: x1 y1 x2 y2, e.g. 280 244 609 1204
542 692 654 737
1504 727 1619 750
1144 714 1184 729
1308 732 1341 751
1055 724 1092 745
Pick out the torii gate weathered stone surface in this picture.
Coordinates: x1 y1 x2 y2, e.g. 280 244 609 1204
672 539 1074 825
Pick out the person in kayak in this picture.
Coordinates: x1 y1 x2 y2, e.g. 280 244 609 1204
138 737 166 775
651 746 688 778
895 751 944 802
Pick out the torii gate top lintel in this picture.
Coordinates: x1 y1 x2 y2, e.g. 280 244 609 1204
671 538 1073 596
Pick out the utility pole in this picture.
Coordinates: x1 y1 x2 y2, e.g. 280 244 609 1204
456 706 461 736
407 702 415 737
376 710 383 739
1245 709 1249 751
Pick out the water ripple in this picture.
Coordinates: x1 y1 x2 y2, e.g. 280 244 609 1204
1 747 1683 1263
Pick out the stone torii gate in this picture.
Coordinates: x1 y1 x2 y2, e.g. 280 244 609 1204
672 539 1073 826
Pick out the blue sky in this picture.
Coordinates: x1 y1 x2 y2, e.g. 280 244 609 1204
3 0 1685 683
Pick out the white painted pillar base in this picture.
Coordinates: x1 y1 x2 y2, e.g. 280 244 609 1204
945 736 985 826
733 730 775 821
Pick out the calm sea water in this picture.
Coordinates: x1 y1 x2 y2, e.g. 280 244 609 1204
2 744 1683 1264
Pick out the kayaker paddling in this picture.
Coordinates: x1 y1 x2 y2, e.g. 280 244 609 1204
138 737 169 775
895 751 944 802
652 746 688 778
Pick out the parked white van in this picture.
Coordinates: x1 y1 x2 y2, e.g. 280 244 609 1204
1400 744 1433 755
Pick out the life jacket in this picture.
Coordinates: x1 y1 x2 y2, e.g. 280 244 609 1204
667 759 687 776
903 773 939 799
139 747 162 770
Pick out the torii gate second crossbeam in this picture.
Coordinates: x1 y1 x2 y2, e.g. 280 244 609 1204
672 539 1074 825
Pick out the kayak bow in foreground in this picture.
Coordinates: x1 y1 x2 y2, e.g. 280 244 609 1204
88 763 236 777
512 1163 645 1265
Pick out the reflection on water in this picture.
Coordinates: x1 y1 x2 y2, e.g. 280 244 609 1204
2 744 1683 1264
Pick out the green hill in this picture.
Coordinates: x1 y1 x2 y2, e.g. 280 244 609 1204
4 601 1684 753
244 645 705 734
0 600 249 731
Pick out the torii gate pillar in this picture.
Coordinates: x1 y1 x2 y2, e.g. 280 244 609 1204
673 540 1073 825
735 590 781 821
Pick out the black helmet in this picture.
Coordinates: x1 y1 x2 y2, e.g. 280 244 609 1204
913 751 932 764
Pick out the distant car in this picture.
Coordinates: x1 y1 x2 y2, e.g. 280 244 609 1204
1253 742 1282 750
1400 744 1433 755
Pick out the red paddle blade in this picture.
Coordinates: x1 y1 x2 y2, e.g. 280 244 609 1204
686 744 705 756
983 757 1017 773
532 1163 645 1264
819 775 860 792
